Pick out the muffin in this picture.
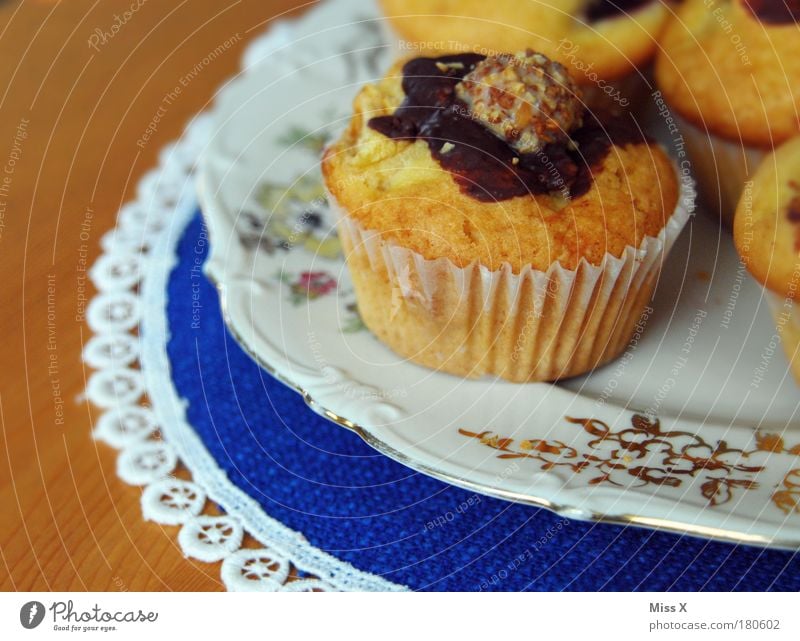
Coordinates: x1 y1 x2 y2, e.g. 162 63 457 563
322 51 691 382
655 0 800 226
380 0 672 107
734 135 800 383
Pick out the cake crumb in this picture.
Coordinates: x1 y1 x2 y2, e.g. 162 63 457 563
435 61 465 73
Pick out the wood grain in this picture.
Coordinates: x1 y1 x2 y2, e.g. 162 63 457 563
0 0 310 591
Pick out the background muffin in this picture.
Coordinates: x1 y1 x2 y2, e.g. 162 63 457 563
322 52 689 382
734 135 800 383
656 0 800 225
380 0 671 84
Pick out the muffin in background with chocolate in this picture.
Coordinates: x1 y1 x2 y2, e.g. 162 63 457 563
380 0 671 102
655 0 800 226
734 136 800 384
322 50 692 382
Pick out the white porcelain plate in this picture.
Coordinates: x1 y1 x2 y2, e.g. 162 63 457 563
198 0 800 548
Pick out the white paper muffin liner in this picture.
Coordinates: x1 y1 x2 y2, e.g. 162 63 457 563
327 173 695 382
677 114 766 227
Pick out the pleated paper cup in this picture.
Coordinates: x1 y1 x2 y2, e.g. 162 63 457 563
328 177 694 383
677 114 766 228
765 292 800 385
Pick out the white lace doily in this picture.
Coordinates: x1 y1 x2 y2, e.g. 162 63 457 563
83 17 405 592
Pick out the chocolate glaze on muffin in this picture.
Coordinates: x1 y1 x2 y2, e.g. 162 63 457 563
368 53 648 202
585 0 656 23
787 181 800 249
743 0 800 25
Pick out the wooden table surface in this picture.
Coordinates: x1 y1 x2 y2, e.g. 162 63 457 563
0 0 309 591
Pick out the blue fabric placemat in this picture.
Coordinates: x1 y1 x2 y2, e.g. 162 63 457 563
167 212 800 591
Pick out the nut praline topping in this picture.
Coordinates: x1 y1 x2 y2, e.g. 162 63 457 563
455 50 583 155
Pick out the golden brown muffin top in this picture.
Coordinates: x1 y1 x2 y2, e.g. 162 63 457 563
734 136 800 298
380 0 670 83
655 0 800 147
322 57 679 273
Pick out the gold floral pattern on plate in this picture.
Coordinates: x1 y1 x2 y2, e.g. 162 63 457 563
755 432 800 515
459 414 800 513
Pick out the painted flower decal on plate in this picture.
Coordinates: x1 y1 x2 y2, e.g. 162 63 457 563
239 174 341 260
341 302 366 333
280 270 338 304
277 270 367 333
276 125 332 155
